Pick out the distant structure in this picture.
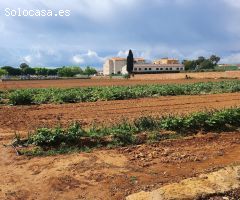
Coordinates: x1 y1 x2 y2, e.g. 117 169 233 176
103 57 184 75
103 57 145 75
153 58 179 65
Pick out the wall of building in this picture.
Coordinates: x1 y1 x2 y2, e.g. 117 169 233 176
133 64 184 73
103 60 114 75
154 59 179 65
103 57 183 75
113 60 127 74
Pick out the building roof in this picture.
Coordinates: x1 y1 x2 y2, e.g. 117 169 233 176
154 58 178 61
111 57 145 61
111 57 127 61
134 58 145 61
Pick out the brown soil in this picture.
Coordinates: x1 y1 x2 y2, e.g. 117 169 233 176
0 78 231 90
0 89 240 199
132 71 240 80
0 93 239 133
1 132 240 200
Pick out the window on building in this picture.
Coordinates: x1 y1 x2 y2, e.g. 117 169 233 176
149 68 152 70
177 68 179 70
134 68 137 71
156 68 159 70
170 68 172 70
145 68 147 70
180 68 183 70
160 68 163 70
139 68 142 71
166 68 169 70
117 71 121 74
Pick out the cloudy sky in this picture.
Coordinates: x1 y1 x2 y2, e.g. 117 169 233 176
0 0 240 68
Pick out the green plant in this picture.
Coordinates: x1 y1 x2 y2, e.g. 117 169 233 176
123 74 130 79
134 116 158 131
28 127 65 147
9 89 34 105
4 80 240 105
21 107 240 156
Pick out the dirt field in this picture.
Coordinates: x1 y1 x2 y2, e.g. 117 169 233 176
132 71 240 80
0 78 234 90
1 132 240 200
0 86 240 199
0 92 239 134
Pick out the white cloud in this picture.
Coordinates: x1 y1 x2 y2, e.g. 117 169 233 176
72 55 85 64
23 55 32 63
72 50 105 65
117 50 129 57
221 53 240 64
223 0 240 8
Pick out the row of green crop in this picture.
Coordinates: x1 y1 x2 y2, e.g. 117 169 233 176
4 80 240 105
20 107 240 156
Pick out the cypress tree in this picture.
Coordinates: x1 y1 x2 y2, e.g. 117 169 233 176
127 50 134 74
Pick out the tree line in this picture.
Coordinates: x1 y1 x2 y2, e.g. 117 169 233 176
182 55 221 71
0 63 98 77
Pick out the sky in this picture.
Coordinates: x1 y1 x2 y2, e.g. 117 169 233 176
1 0 240 68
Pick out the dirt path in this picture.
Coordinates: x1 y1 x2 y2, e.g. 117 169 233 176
1 132 240 200
0 93 239 132
0 78 231 90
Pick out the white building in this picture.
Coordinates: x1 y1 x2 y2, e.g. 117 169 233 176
133 63 184 73
103 57 184 75
103 57 145 75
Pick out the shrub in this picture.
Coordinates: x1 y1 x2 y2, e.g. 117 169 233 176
160 116 185 132
111 129 136 146
66 122 86 143
29 127 65 147
9 89 34 105
134 116 158 131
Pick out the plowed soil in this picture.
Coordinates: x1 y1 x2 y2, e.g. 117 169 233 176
0 91 240 200
0 93 239 133
1 132 240 200
0 78 231 90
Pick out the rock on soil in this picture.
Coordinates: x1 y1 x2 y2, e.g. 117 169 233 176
127 165 240 200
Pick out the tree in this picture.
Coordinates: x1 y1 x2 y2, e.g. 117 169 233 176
210 55 220 65
196 56 206 65
127 50 134 74
83 66 97 76
20 63 29 69
57 66 83 77
47 68 59 76
182 60 197 70
34 68 48 76
199 60 214 69
0 69 7 76
22 67 35 75
1 66 21 76
183 55 221 71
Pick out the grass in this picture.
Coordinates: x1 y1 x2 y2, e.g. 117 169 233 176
17 107 240 156
2 80 240 105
